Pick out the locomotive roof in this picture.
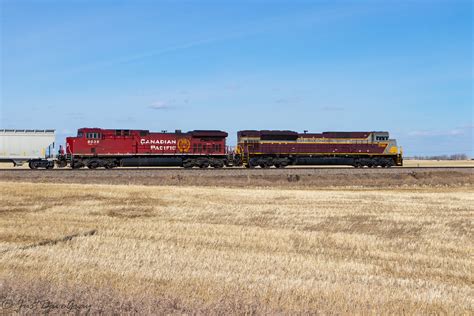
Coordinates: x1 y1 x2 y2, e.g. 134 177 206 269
190 130 228 137
239 130 389 139
238 130 298 137
77 128 227 137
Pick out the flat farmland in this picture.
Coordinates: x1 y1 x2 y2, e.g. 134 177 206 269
403 159 474 167
0 181 473 314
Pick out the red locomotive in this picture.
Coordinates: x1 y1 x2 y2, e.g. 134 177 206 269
235 130 403 168
64 128 229 168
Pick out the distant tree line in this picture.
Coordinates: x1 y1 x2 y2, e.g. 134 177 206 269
406 154 469 160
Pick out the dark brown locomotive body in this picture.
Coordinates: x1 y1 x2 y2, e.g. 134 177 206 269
236 130 403 168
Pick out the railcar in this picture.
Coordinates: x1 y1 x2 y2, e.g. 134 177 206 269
0 129 56 169
64 128 229 169
235 130 403 168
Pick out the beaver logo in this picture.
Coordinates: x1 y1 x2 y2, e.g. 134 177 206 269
177 138 191 152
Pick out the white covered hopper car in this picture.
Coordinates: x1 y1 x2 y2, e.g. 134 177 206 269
0 129 56 168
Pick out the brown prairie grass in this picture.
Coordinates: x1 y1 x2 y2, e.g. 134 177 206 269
403 159 474 167
0 181 473 314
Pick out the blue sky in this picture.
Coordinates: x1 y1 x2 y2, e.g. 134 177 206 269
1 0 472 156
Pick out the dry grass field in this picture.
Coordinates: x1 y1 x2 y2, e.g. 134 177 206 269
403 159 474 167
0 181 473 314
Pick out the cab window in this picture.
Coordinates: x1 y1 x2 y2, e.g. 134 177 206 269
86 132 101 139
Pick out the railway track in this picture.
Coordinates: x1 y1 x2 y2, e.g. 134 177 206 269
1 166 473 172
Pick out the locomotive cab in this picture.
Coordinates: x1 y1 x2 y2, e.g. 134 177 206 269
373 132 389 142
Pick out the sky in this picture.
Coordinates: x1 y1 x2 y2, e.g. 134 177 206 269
0 0 472 156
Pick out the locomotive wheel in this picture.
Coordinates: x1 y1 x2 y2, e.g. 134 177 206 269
212 162 224 169
71 161 84 169
57 160 68 168
366 160 375 168
199 163 209 169
87 161 100 169
183 159 193 169
249 158 259 168
274 158 289 168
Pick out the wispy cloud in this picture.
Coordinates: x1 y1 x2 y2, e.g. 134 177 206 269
407 129 465 137
459 123 474 129
149 101 171 110
56 6 372 76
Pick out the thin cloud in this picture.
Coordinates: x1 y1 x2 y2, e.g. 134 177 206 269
459 123 474 129
57 6 373 76
408 129 465 137
149 101 171 110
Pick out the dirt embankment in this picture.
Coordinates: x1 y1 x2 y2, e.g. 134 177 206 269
0 168 472 187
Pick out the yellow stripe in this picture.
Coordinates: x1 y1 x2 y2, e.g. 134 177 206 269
249 152 397 156
239 141 381 145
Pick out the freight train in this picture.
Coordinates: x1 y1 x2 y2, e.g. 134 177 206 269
1 127 403 169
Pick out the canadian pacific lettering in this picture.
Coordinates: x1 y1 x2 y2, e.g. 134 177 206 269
140 139 177 145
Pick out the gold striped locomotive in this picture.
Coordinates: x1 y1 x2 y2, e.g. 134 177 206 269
235 130 403 168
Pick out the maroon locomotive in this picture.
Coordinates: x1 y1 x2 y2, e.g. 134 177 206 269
235 130 403 168
64 128 229 169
